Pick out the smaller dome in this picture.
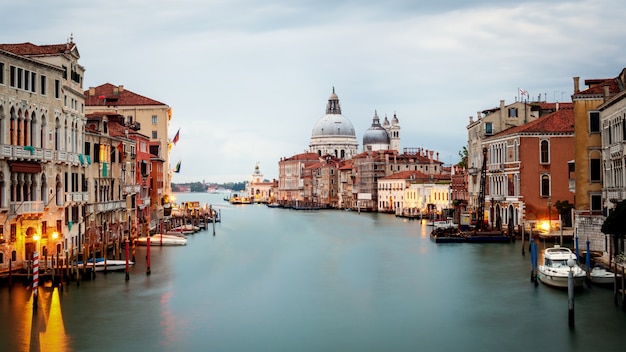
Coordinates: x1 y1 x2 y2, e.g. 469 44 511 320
363 111 390 145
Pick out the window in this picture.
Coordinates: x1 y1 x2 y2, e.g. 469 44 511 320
590 194 602 212
17 68 22 88
40 75 47 95
541 175 550 197
30 72 36 92
54 79 60 98
590 158 601 182
485 122 493 135
9 65 15 87
508 107 518 118
152 131 158 139
589 111 600 133
152 115 158 124
540 140 549 164
0 62 3 84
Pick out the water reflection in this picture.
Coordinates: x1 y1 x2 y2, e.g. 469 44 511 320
18 286 70 352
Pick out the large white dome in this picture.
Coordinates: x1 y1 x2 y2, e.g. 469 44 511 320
311 89 355 137
309 88 358 159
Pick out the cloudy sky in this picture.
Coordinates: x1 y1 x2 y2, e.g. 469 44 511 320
2 1 625 184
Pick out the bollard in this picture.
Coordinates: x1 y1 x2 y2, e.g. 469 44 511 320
125 239 130 281
146 236 151 275
567 257 575 328
33 251 39 311
92 245 97 279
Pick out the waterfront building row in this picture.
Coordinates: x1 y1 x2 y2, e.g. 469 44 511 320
0 39 176 275
464 68 626 263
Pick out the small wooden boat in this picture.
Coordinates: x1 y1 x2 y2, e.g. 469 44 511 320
136 234 187 246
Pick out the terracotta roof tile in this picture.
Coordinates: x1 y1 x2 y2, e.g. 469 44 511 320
574 78 620 96
84 83 166 106
0 42 74 56
494 107 574 137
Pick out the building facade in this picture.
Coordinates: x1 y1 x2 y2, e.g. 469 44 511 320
0 39 87 272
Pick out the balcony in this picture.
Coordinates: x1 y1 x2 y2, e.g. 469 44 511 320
487 163 504 172
0 144 84 165
65 192 89 203
606 189 624 203
609 142 625 159
10 201 44 215
96 200 127 213
123 184 141 194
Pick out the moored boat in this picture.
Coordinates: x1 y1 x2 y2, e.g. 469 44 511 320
538 245 586 288
590 265 618 286
136 234 187 246
79 258 134 272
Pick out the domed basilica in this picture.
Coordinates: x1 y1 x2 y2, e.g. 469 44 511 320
309 88 401 159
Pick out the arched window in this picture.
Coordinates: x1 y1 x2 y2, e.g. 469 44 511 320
541 174 550 197
540 140 549 164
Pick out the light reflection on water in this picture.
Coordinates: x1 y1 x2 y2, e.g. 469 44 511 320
0 192 625 352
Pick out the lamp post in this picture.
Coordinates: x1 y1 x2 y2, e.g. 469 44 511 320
547 197 552 233
567 255 576 328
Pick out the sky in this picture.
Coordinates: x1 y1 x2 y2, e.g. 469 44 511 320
2 0 626 184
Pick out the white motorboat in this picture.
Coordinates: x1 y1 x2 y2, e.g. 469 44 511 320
590 266 617 285
136 234 187 246
80 258 134 272
171 224 199 234
433 220 455 229
538 245 586 288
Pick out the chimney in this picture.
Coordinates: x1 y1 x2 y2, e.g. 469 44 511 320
119 85 124 93
603 85 610 101
89 87 95 96
436 152 439 161
573 77 580 94
556 102 559 111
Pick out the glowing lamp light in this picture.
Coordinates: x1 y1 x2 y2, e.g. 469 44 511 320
539 221 550 232
52 232 59 240
33 234 40 241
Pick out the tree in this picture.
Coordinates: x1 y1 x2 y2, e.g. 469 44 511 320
601 200 626 256
554 200 573 227
458 146 468 168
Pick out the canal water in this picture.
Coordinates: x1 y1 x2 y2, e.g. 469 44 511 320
1 192 625 352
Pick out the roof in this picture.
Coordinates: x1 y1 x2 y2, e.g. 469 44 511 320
492 107 574 138
85 83 166 106
573 78 620 97
0 41 77 56
381 170 450 182
281 152 320 162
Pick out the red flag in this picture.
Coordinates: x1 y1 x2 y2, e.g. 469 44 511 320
172 129 180 145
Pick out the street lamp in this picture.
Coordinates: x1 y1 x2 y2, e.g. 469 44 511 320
547 197 552 233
